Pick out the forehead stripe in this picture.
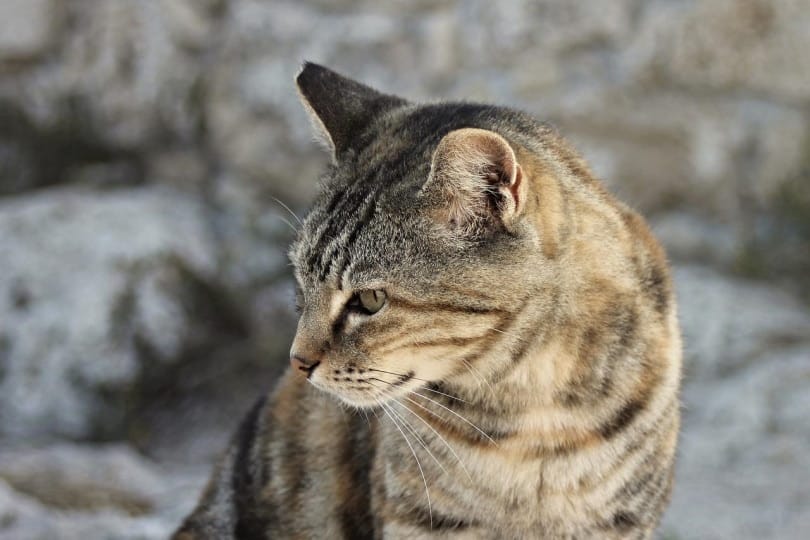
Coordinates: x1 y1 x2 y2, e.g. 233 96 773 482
319 181 383 282
305 147 397 275
308 145 413 282
306 173 372 273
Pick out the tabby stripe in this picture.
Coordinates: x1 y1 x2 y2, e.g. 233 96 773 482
487 392 674 463
597 352 664 441
415 306 527 413
337 412 375 539
312 144 412 279
481 298 544 386
597 398 646 440
232 394 271 538
326 181 384 281
613 417 677 514
277 382 309 526
596 305 640 399
386 495 472 531
376 332 492 356
393 297 507 316
509 318 544 365
305 109 441 276
439 282 500 303
406 402 510 445
305 185 346 272
589 398 677 489
317 180 383 279
307 182 366 274
391 308 515 388
558 303 640 408
306 163 377 273
361 319 437 351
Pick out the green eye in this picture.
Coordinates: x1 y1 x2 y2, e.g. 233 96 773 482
356 289 387 314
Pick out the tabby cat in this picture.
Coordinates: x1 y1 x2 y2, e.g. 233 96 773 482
174 63 681 540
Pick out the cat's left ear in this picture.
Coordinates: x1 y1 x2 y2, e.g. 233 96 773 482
425 128 527 236
296 62 407 161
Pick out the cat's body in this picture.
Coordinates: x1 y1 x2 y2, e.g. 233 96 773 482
175 63 681 540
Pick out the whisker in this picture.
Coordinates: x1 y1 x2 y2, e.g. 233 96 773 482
417 386 466 403
359 406 371 427
367 375 466 403
382 401 448 476
488 326 526 343
394 401 473 482
368 368 433 384
408 393 499 447
272 196 303 226
270 212 299 234
376 398 433 528
460 358 496 399
368 381 451 481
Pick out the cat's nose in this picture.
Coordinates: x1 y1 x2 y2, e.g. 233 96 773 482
290 354 321 377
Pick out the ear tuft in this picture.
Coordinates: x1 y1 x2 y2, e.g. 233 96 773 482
295 62 406 160
426 128 525 236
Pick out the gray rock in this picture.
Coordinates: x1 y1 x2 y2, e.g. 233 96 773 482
659 266 810 540
0 187 218 439
660 0 810 103
673 265 810 379
0 444 203 540
558 93 808 219
0 1 806 537
0 0 220 148
0 444 163 516
0 0 58 61
651 213 741 268
661 345 810 540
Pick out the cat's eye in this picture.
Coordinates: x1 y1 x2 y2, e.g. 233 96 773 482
351 289 387 315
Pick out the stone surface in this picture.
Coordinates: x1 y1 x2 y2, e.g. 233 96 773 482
662 345 810 540
658 267 810 540
557 92 808 218
674 265 810 378
0 1 808 538
0 0 57 60
663 0 810 103
0 187 218 439
0 444 203 540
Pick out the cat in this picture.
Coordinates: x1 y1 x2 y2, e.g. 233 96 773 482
173 62 682 540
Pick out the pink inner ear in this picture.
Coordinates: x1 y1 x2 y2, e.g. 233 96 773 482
429 128 524 233
509 164 524 214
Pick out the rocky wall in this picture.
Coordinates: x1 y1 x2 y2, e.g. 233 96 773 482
0 1 808 539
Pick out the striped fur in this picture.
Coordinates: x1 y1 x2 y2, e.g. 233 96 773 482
175 63 681 539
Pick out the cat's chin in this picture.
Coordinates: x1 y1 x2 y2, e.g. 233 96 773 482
316 382 416 411
335 394 390 410
305 379 394 410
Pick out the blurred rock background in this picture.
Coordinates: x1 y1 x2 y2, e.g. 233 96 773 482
0 1 807 538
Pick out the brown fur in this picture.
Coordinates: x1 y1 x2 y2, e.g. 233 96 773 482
174 63 681 539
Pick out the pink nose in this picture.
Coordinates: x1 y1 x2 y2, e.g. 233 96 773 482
290 355 320 376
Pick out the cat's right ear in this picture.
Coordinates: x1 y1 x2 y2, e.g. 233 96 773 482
296 62 406 161
424 128 527 237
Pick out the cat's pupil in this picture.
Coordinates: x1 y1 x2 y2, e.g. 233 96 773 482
357 290 386 314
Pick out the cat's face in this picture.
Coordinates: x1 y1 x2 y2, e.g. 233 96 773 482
288 64 550 408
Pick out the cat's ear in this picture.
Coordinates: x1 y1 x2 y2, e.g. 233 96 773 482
296 62 406 160
426 128 526 236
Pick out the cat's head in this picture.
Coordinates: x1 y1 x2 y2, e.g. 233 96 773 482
288 63 568 408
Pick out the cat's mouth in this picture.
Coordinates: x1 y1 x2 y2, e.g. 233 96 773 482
308 366 418 408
